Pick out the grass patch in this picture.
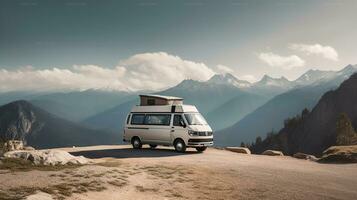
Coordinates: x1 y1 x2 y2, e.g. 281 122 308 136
95 160 122 168
107 179 128 187
0 180 107 200
0 158 81 172
135 185 159 193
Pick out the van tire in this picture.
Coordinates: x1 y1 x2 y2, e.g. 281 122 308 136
131 137 142 149
149 144 157 149
195 147 207 152
174 139 186 153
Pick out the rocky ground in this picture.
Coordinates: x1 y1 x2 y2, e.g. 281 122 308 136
1 145 357 200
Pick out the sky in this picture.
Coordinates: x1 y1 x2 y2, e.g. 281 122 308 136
0 0 356 91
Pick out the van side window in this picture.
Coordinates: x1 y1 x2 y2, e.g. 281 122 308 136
144 114 171 126
131 114 145 125
173 115 185 126
126 114 131 124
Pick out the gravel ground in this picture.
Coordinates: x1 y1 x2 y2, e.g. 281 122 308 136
1 145 357 200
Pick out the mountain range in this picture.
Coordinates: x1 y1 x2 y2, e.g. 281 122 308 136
216 64 357 146
83 73 289 132
0 64 356 149
250 72 357 156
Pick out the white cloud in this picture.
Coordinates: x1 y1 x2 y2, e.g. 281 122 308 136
215 64 234 73
258 52 305 70
0 52 215 92
289 43 339 61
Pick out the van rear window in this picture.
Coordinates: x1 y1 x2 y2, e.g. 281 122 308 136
144 114 171 126
131 114 145 125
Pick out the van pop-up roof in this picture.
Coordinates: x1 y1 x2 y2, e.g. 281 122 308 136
139 94 183 106
133 95 197 113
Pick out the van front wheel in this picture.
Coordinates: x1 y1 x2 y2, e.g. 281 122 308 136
131 137 142 149
196 147 207 152
174 139 186 153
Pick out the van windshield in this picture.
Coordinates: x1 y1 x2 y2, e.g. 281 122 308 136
184 113 208 125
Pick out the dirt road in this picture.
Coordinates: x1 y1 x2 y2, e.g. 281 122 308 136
1 145 357 200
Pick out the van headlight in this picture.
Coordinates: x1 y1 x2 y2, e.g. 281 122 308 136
188 130 198 136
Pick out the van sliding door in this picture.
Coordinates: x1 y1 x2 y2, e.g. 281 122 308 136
144 114 171 144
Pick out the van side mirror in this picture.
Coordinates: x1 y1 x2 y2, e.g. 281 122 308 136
180 120 186 128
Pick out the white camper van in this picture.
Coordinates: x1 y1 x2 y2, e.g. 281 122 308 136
123 95 213 152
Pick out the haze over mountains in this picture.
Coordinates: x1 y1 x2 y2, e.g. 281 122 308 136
0 64 356 149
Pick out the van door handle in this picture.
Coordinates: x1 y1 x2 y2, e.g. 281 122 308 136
171 130 175 132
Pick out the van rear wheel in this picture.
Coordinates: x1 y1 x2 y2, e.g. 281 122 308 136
174 139 186 153
196 147 207 152
131 137 142 149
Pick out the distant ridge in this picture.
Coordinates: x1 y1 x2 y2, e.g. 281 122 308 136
0 100 119 148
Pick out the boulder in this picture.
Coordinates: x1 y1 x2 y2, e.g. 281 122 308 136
262 150 284 156
4 149 90 166
225 147 251 154
293 152 318 161
3 140 24 152
26 192 53 200
318 145 357 163
23 146 35 151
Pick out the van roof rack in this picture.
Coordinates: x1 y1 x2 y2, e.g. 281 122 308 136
139 94 183 106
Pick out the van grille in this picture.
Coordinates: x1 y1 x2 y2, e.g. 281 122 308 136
188 138 213 143
198 131 213 136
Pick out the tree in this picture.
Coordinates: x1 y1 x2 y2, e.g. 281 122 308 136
301 108 310 119
336 113 357 145
240 142 246 147
255 136 262 145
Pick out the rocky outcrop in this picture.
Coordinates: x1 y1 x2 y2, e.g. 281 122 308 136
262 150 284 156
318 145 357 163
225 147 251 154
2 140 24 152
4 149 90 165
293 152 318 161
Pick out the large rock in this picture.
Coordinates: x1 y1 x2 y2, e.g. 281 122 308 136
262 150 284 156
4 149 90 165
225 147 251 154
293 152 318 161
3 140 24 152
26 192 53 200
318 145 357 163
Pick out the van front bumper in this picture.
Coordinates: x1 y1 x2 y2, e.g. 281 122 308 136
187 138 214 147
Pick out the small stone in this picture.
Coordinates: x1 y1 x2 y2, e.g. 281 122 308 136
225 147 251 154
262 150 284 156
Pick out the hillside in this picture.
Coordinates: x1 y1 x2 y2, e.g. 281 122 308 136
216 65 357 146
0 100 120 148
251 73 357 156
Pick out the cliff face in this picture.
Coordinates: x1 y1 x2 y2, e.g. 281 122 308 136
0 100 119 148
0 101 43 143
251 73 357 156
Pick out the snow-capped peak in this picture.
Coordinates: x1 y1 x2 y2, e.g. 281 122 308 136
207 73 251 88
294 69 334 86
255 75 291 87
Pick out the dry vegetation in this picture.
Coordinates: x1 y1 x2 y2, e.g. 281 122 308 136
0 158 80 172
